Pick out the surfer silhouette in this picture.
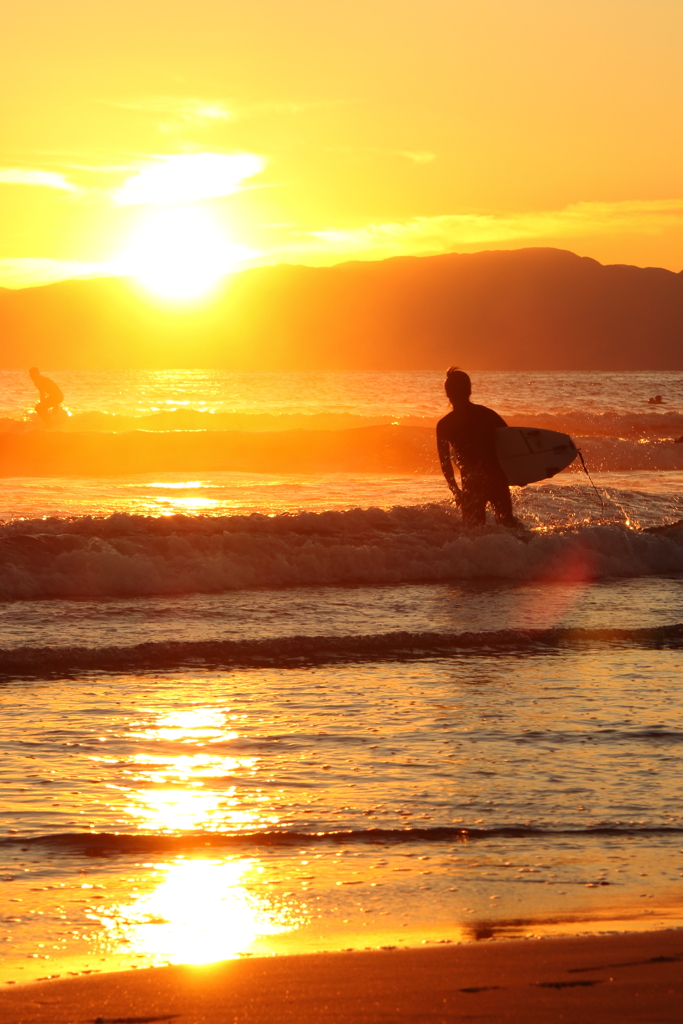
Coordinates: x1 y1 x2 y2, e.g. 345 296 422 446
436 367 516 527
29 366 64 427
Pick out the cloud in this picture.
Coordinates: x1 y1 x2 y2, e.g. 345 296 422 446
305 199 683 260
401 151 436 164
234 100 313 119
322 145 436 165
107 95 313 133
0 169 79 192
0 258 107 289
113 152 266 206
111 96 237 128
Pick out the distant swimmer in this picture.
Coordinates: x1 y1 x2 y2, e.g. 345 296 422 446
29 366 64 427
437 367 517 528
648 395 664 404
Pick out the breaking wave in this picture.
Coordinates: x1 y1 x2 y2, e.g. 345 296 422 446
2 406 683 439
1 424 682 477
0 504 682 601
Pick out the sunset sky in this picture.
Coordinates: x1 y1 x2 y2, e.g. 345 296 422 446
3 0 683 293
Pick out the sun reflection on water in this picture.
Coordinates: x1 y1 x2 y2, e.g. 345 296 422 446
129 751 254 781
118 707 280 834
131 707 237 744
100 858 297 965
137 479 222 511
145 480 208 488
123 783 276 833
159 496 220 510
125 789 245 832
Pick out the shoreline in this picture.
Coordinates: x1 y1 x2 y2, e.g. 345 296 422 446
1 927 681 1023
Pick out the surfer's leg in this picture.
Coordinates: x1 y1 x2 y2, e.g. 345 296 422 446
35 400 51 426
461 486 487 526
490 480 517 527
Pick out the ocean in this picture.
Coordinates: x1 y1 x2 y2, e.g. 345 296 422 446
1 369 682 985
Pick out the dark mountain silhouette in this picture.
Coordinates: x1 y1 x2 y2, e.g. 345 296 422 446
1 247 681 369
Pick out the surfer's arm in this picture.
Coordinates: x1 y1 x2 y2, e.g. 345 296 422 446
436 430 462 503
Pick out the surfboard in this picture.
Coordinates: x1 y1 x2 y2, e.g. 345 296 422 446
495 426 578 486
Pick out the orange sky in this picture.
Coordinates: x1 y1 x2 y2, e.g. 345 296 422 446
3 0 683 291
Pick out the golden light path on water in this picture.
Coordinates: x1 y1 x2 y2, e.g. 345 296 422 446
4 655 683 985
119 708 279 833
131 706 237 743
141 480 223 512
92 704 295 965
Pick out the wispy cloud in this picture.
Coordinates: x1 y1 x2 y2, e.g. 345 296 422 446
113 152 266 206
321 145 436 165
234 100 314 119
0 169 79 192
0 258 108 289
110 96 237 128
106 95 313 133
304 199 683 260
400 151 436 164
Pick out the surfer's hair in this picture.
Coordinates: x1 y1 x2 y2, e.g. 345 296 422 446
444 367 471 402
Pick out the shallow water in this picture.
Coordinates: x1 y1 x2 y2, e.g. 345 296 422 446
2 647 683 981
0 577 682 651
5 650 683 837
1 370 682 984
0 471 682 523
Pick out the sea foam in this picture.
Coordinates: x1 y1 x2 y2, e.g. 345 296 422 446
1 504 681 600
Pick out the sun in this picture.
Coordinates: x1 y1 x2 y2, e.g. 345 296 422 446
116 206 256 301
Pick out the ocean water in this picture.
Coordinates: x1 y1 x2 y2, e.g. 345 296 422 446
1 370 682 985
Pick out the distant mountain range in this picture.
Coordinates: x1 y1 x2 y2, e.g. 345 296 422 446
1 247 682 369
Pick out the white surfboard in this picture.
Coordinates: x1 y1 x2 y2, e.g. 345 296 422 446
496 426 578 486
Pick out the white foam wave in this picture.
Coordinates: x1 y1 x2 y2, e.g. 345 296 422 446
1 503 681 600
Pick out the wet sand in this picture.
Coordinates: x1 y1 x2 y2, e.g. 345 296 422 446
1 928 681 1024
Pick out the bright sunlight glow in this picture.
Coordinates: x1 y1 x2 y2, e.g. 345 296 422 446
115 206 257 300
105 858 293 965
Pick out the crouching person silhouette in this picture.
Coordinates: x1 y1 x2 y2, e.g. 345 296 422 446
29 367 64 427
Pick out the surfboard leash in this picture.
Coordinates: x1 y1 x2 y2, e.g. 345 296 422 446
576 449 604 509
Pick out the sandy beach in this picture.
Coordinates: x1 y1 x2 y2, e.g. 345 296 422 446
1 928 681 1024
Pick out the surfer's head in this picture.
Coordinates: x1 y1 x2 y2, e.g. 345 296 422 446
444 367 471 404
29 367 40 382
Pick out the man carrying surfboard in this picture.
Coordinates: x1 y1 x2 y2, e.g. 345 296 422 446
436 367 517 528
